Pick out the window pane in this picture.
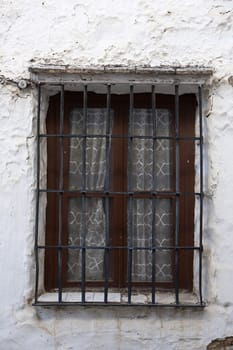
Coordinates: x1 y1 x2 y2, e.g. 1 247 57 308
130 198 173 282
130 108 173 191
69 108 113 191
67 197 106 282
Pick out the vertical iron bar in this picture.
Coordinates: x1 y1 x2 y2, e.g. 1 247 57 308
81 84 87 303
198 85 203 305
83 85 87 192
34 83 41 304
128 85 134 193
175 85 180 305
151 85 157 304
104 84 111 303
128 205 133 304
58 85 64 303
127 85 134 304
105 84 111 191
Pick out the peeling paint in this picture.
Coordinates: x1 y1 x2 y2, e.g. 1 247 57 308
207 336 233 350
0 0 233 349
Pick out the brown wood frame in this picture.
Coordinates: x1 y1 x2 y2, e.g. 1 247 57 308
45 91 196 291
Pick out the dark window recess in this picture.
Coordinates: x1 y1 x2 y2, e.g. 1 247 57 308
34 82 204 307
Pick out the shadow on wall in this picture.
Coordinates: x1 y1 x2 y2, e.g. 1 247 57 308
207 336 233 349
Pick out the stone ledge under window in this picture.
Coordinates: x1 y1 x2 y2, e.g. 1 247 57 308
36 290 202 307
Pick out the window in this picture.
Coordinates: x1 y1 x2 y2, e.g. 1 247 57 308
33 69 207 306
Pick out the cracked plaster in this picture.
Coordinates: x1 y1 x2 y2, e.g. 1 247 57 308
0 0 233 349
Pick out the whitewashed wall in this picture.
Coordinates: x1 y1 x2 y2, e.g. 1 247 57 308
0 1 233 349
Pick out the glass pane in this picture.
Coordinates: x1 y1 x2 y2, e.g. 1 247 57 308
67 197 106 282
69 108 109 135
154 198 173 282
130 198 173 282
69 108 113 191
130 108 173 192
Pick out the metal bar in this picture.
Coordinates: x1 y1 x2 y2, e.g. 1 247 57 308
81 85 88 303
37 80 208 86
33 301 206 308
105 84 111 191
127 85 134 304
38 245 202 250
104 199 110 303
198 85 204 304
152 85 157 191
34 83 41 304
127 202 133 304
175 85 180 305
81 196 86 304
128 84 134 191
39 189 201 196
82 85 87 192
34 80 205 307
58 85 64 303
151 85 157 304
104 84 111 303
39 133 201 141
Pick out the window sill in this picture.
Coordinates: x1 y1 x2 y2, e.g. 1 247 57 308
35 290 204 307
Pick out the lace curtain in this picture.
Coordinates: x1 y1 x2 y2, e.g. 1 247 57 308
67 108 173 283
130 109 173 282
68 109 109 281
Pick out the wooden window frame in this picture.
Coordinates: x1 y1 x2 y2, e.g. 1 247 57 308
45 90 196 292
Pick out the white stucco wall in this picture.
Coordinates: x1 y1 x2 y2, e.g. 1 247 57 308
1 1 233 349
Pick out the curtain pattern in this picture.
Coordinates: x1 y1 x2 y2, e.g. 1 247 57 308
129 109 173 282
67 108 173 283
68 109 109 281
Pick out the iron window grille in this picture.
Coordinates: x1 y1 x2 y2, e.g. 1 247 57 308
33 70 208 307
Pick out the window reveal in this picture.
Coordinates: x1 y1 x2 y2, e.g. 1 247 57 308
34 81 204 306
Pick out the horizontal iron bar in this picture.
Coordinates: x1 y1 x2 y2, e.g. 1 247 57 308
37 79 208 85
33 301 205 308
39 133 201 141
39 189 202 196
37 245 202 250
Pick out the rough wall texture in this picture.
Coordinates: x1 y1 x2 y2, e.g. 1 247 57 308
1 1 233 349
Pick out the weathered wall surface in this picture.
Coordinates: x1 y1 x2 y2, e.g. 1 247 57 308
1 1 233 349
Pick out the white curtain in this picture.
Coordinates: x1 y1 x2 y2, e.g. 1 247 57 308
130 109 173 282
67 107 173 283
68 109 109 281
